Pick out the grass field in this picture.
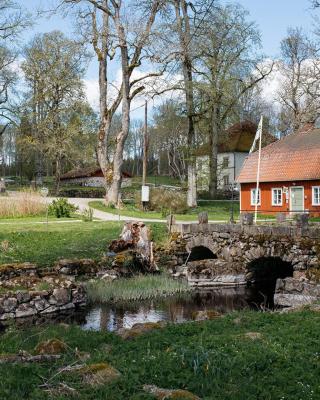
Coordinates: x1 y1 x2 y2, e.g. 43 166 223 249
89 200 240 221
0 220 167 267
1 309 320 399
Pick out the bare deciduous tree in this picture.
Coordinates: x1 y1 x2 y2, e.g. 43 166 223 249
194 3 273 197
62 0 163 206
277 28 320 131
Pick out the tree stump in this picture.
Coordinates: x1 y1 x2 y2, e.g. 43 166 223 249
240 212 254 225
198 212 208 224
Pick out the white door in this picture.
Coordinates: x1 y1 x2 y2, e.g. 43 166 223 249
290 187 304 212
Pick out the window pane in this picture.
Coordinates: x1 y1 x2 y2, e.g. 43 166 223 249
272 188 282 205
251 188 260 205
314 187 320 204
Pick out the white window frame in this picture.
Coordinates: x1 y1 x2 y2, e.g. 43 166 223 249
222 156 229 169
272 188 283 206
312 186 320 206
251 188 261 206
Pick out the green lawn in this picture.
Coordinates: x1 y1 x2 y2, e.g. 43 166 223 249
0 220 167 267
1 310 320 399
131 175 183 187
89 200 240 221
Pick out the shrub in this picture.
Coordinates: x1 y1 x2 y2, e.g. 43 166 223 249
81 207 94 222
135 188 188 216
52 186 105 198
0 190 46 218
48 198 78 218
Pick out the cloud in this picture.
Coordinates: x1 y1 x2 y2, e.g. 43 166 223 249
83 78 100 110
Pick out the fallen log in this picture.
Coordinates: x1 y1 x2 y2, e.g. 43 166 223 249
0 351 62 364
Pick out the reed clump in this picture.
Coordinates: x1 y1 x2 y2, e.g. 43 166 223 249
0 190 46 218
86 274 190 303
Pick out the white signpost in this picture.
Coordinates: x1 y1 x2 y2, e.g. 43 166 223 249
141 185 150 202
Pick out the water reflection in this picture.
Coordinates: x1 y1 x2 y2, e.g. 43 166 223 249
81 285 271 332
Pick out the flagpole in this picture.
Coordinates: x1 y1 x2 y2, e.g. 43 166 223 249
254 116 263 224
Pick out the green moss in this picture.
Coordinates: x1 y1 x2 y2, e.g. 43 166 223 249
35 339 67 355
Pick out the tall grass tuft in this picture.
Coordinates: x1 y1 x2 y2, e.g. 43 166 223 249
0 190 46 218
135 188 188 216
86 274 191 303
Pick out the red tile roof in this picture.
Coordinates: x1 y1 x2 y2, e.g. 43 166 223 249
237 124 320 183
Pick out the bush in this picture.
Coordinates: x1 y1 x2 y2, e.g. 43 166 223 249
135 188 188 216
0 190 46 218
81 207 94 222
48 198 78 218
51 186 105 198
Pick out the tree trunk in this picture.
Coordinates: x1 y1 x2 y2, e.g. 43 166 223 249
209 105 219 199
175 0 197 207
106 7 131 206
54 155 61 195
157 152 161 175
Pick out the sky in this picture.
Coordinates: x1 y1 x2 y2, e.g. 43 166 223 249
15 0 320 116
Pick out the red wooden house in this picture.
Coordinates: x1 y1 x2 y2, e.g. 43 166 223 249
237 123 320 217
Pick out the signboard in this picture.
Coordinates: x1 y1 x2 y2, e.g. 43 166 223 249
141 185 150 202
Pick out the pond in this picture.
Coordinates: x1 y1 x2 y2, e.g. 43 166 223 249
81 283 274 332
0 282 276 333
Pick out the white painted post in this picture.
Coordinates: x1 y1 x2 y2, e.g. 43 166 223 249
254 116 263 224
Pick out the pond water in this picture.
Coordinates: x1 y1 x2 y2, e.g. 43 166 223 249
0 282 276 333
81 283 274 332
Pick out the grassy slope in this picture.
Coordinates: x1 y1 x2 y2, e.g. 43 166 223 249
0 221 167 267
1 310 320 399
89 200 240 221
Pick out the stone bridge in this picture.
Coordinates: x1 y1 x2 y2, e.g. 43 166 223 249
168 222 320 306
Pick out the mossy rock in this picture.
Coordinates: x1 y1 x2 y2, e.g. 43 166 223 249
81 363 121 386
306 267 320 283
0 263 37 275
244 332 263 340
114 252 133 266
143 385 200 399
35 339 67 355
191 310 221 321
118 322 166 340
170 233 181 242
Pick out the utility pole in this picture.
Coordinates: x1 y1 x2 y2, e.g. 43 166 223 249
142 100 148 186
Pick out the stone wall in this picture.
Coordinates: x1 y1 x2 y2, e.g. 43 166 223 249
0 259 100 321
0 286 87 320
275 277 320 307
61 177 132 188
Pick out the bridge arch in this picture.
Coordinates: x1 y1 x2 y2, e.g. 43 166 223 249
186 236 220 259
188 246 217 262
246 256 294 284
